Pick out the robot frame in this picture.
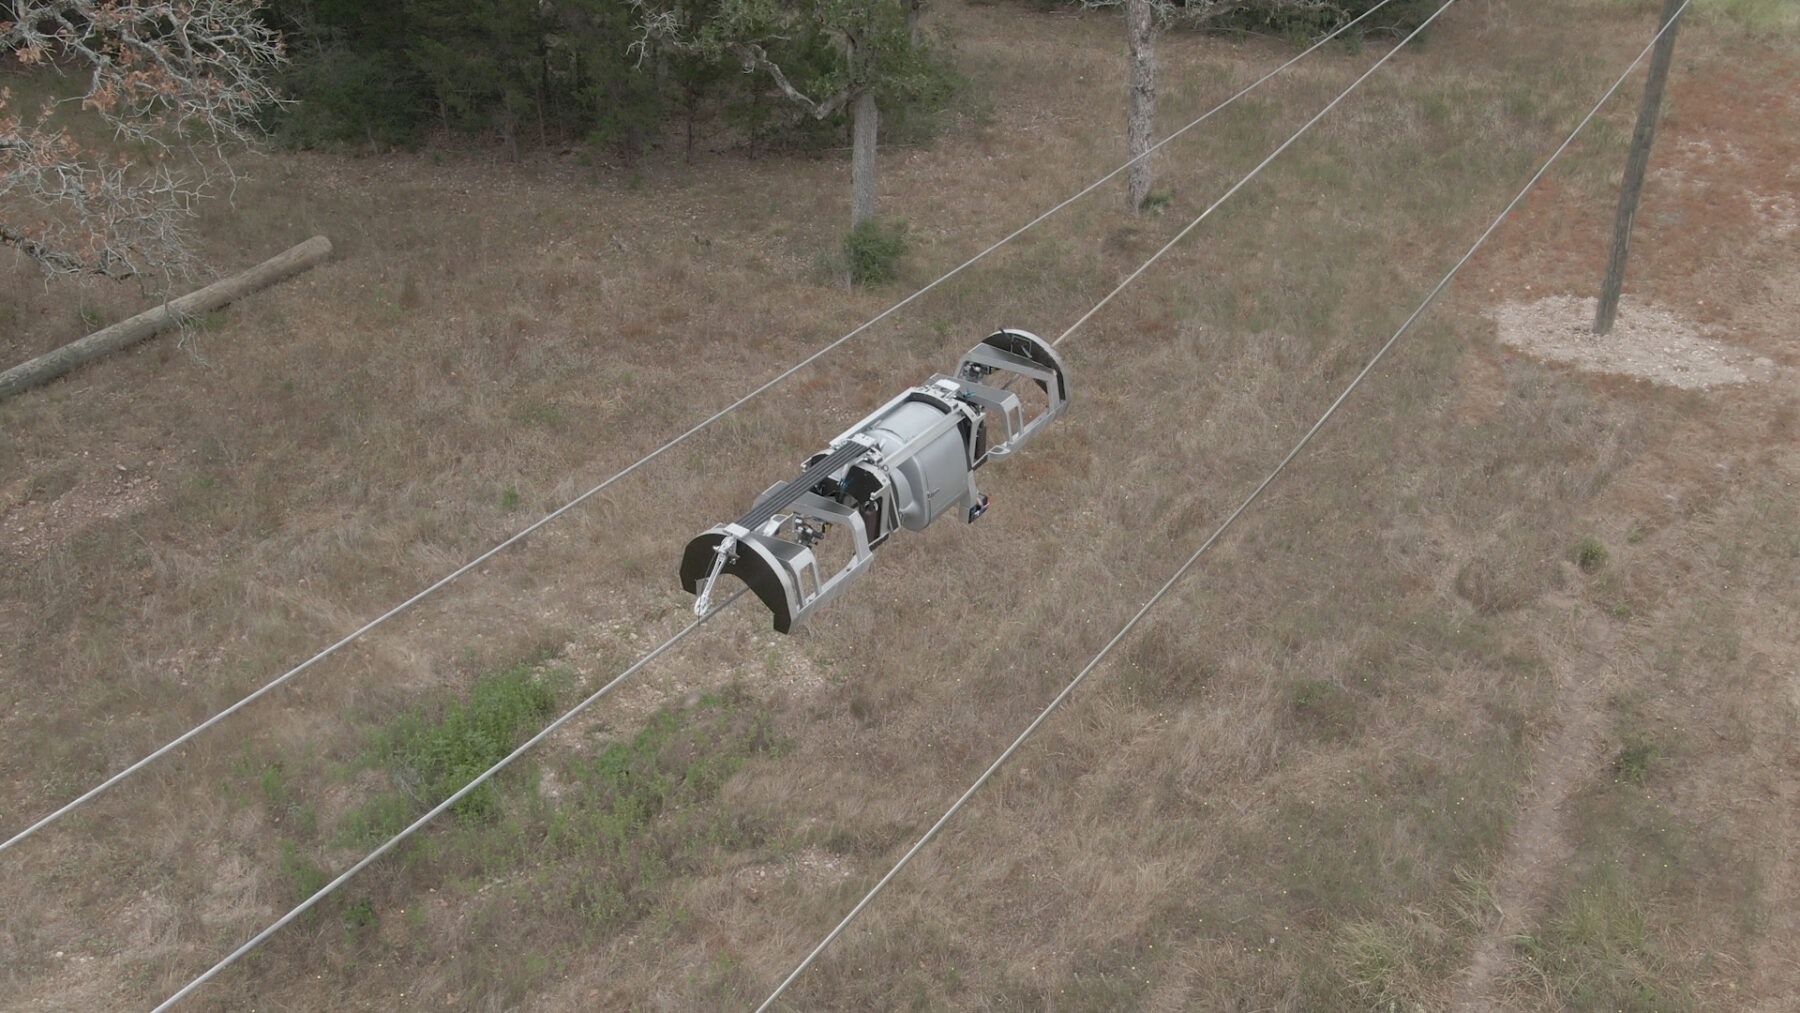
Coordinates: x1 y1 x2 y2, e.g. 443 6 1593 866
680 329 1070 633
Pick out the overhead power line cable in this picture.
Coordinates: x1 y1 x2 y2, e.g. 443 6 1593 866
137 11 1416 1002
148 0 1646 1000
149 588 747 1013
0 0 1397 857
754 1 1694 1007
1051 0 1424 351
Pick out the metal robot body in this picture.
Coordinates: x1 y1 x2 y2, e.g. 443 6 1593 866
679 329 1070 633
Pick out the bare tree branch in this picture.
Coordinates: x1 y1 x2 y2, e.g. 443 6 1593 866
2 0 287 281
729 42 855 121
628 1 857 119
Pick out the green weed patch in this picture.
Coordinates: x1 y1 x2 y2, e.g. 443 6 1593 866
538 687 786 929
342 662 559 843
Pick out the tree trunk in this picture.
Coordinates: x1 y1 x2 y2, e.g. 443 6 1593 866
686 93 698 164
536 39 550 149
851 89 880 228
0 236 333 402
1126 0 1158 212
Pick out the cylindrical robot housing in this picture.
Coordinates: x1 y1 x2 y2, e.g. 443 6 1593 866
859 392 974 531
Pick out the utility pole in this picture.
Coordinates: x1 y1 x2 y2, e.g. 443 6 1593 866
1594 0 1686 335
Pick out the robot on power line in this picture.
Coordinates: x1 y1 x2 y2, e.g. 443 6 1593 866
681 329 1071 633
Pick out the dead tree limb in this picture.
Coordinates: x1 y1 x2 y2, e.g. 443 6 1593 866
0 235 332 401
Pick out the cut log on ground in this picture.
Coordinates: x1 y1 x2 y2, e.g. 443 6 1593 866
0 235 333 402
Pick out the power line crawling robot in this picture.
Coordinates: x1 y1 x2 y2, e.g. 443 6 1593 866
681 329 1070 633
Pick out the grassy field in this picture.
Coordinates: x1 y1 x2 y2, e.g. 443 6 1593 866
2 0 1797 1009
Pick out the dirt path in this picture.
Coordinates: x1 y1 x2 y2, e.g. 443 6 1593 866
1448 33 1800 1008
1736 590 1800 1010
1449 607 1616 1011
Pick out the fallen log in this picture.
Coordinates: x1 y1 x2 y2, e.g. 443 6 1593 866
0 235 333 402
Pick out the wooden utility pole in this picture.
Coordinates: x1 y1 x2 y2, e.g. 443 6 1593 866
1594 0 1685 336
0 236 332 401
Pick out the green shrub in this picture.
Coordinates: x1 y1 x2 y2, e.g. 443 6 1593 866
342 896 377 930
1575 537 1610 573
1612 734 1661 783
1140 190 1174 213
843 219 909 286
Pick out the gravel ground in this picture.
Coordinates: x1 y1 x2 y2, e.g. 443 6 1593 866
1491 294 1779 389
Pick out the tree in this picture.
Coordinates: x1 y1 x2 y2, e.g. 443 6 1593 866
1124 0 1158 212
265 0 678 159
1084 0 1253 212
1083 0 1436 212
632 0 955 228
408 0 550 156
2 1 285 280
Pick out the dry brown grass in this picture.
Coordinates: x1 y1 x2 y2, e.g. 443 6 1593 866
2 0 1797 1010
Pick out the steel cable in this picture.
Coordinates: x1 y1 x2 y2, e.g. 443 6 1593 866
149 589 747 1013
0 0 1398 856
1052 1 1434 349
153 0 1693 1002
754 1 1693 1006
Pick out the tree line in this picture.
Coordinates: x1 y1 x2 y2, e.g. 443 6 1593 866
262 0 1431 161
5 0 1429 285
263 0 963 163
